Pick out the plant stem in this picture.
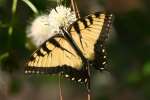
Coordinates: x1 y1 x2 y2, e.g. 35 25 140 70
8 0 18 36
7 0 18 51
87 63 91 100
88 89 91 100
21 0 39 15
59 73 63 100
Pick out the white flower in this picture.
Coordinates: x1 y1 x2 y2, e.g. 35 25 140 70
48 5 76 34
27 15 51 46
27 5 76 47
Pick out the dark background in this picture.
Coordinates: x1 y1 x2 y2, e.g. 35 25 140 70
0 0 150 100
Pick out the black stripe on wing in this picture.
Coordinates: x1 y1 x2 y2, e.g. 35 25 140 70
28 36 75 62
98 13 113 43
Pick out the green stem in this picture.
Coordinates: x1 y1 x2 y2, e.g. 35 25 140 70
7 0 18 52
8 0 18 36
64 0 67 6
0 52 9 61
21 0 39 15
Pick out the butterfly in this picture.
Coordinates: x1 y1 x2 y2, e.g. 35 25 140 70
25 12 113 84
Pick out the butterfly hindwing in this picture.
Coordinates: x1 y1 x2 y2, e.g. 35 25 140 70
68 12 113 71
25 65 88 83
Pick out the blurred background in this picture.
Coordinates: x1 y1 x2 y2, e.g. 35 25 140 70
0 0 150 100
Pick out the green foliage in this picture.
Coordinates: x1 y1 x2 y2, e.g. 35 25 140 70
10 78 22 94
22 0 39 14
143 62 150 76
0 0 150 100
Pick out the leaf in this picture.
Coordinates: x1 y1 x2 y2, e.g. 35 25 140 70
21 0 39 14
143 62 150 76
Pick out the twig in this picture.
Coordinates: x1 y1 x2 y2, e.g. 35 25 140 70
87 63 91 100
21 0 39 14
7 0 18 52
59 73 63 100
8 0 18 36
88 89 91 100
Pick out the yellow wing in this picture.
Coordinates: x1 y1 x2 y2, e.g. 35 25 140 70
68 12 112 60
25 36 82 69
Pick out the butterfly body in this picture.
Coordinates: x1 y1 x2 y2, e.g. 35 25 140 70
25 12 113 84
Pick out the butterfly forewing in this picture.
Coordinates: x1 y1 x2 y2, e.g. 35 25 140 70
27 37 82 68
68 12 113 70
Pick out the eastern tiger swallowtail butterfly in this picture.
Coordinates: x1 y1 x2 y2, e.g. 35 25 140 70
25 12 113 84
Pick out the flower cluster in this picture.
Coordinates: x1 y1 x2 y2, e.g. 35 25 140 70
27 5 76 46
27 15 50 46
48 5 76 34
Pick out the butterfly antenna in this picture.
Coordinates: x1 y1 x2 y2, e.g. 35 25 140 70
71 0 80 19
